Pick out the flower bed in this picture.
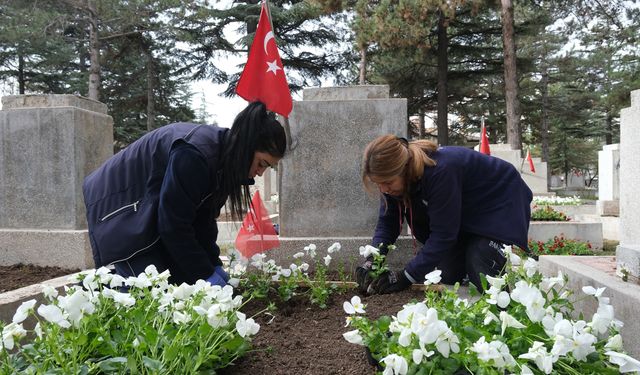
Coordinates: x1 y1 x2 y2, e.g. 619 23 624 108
0 266 259 373
342 247 640 374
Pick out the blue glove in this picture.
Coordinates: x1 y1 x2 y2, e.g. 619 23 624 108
206 266 229 287
214 265 229 283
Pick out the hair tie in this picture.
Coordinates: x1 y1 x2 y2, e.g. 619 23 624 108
396 136 409 146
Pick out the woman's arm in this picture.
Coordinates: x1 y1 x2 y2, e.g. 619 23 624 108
158 142 218 283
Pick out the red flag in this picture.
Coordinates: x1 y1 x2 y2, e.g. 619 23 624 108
479 123 491 155
235 191 279 258
236 2 293 117
526 148 536 173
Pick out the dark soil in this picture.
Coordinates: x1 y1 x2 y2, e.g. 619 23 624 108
220 288 425 375
0 264 79 293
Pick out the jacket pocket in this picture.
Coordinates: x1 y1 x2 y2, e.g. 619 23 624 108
100 201 140 222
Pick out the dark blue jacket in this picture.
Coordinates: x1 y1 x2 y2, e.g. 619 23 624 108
372 146 533 281
83 123 229 283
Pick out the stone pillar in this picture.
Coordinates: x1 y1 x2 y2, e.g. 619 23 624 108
617 90 640 278
274 85 409 267
0 95 113 269
596 143 620 216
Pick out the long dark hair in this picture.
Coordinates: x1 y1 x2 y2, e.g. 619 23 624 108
222 101 286 221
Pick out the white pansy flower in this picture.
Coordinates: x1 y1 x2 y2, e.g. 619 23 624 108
42 285 59 300
293 252 304 259
173 311 192 325
343 329 364 345
235 311 260 338
13 299 37 324
486 274 506 289
327 242 341 253
518 341 554 374
499 311 526 335
323 254 332 266
540 270 565 292
343 296 366 314
398 327 413 347
58 289 95 326
2 322 27 350
37 304 71 328
228 277 240 288
34 322 43 339
520 364 534 374
359 245 380 258
502 245 521 266
303 244 317 258
424 269 442 285
605 351 640 373
412 342 434 364
133 338 140 348
109 274 126 289
604 334 623 351
381 354 408 375
524 258 538 277
582 285 605 299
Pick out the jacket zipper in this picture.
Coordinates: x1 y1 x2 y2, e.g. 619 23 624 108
100 201 139 222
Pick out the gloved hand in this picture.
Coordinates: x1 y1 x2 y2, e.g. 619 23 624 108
214 265 229 282
355 257 374 295
206 266 229 287
368 269 412 295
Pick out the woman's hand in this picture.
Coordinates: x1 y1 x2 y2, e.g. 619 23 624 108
368 269 412 294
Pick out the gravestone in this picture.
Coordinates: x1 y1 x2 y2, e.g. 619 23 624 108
486 144 550 195
0 95 113 269
274 85 409 266
596 143 620 216
617 90 640 279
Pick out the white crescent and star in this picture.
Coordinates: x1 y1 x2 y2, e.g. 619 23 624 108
263 31 282 75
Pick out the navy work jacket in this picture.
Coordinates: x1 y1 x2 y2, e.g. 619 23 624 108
372 146 533 281
83 123 229 283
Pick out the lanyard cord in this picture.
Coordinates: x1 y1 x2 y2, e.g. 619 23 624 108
399 201 418 255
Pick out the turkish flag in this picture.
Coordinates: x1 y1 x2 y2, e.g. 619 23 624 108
479 123 491 155
526 148 536 173
235 191 279 258
236 3 293 117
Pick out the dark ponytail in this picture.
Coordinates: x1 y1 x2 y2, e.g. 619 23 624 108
222 101 286 221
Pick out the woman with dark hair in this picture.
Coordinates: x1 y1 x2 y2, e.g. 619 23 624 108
83 101 286 285
356 135 532 294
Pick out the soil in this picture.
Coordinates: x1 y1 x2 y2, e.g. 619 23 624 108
220 288 425 375
0 264 79 293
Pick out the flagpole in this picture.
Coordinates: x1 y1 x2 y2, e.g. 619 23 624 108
519 145 527 173
262 0 295 151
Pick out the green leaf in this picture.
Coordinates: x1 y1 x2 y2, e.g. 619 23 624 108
97 357 128 372
142 356 163 371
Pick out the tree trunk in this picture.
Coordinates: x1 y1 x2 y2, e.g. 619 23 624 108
436 11 449 146
18 54 25 94
87 1 100 101
500 0 521 152
541 65 550 188
358 46 367 85
146 46 155 132
605 112 613 144
418 112 425 139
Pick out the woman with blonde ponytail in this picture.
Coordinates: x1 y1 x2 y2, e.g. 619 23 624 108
356 135 533 294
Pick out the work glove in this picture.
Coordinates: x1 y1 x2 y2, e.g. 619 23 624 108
355 256 375 295
206 266 229 287
368 269 412 295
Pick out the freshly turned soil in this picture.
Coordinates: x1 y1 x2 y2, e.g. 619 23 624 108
0 264 78 293
220 288 425 375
